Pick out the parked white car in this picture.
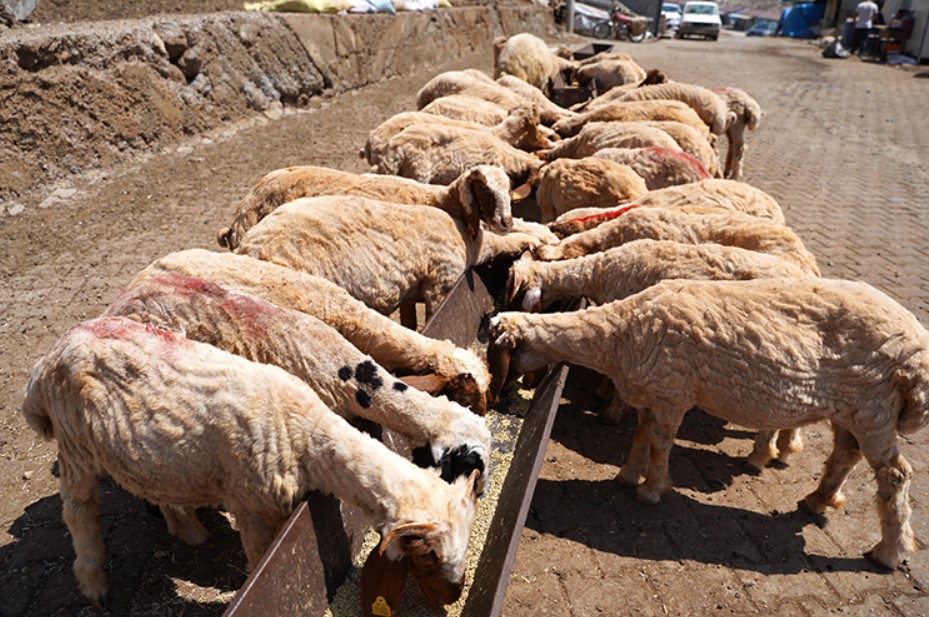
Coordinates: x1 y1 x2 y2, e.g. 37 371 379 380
661 2 682 30
675 0 721 40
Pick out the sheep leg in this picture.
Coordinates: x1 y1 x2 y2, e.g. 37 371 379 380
235 510 289 571
802 424 862 513
864 450 916 568
160 505 209 546
60 465 109 608
726 123 746 181
775 427 804 464
399 301 418 330
602 392 635 424
616 408 651 487
746 429 780 471
635 408 682 505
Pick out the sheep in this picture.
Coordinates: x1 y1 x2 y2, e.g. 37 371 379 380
617 82 734 136
494 74 579 126
639 120 720 177
23 316 483 607
421 94 510 126
537 121 682 162
105 274 492 480
538 206 820 276
130 249 491 414
711 86 764 180
593 147 711 189
487 276 929 568
493 33 578 95
535 157 648 223
570 67 669 112
552 99 710 139
549 178 786 236
416 70 528 112
216 164 514 251
370 122 544 186
505 240 811 467
234 195 546 325
575 57 647 94
364 104 552 167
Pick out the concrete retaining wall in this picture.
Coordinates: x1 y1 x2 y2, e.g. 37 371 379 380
0 5 555 202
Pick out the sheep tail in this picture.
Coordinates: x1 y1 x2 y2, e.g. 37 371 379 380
22 367 54 441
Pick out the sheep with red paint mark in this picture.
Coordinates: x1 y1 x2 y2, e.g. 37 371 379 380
131 249 492 415
592 147 711 190
23 317 482 609
106 274 491 481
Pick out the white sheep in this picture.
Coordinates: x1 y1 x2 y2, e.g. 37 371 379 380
216 164 514 251
493 33 578 95
552 99 710 139
538 121 682 162
575 57 647 94
549 178 786 236
593 146 711 189
370 122 544 186
421 94 510 126
506 240 811 467
538 205 820 275
639 119 719 177
234 195 546 324
23 316 482 607
617 82 734 136
105 274 492 479
535 157 648 223
416 70 527 112
130 249 491 414
363 104 552 166
710 86 764 180
494 74 578 126
488 277 929 568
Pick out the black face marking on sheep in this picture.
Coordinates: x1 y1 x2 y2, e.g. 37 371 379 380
411 445 485 484
393 381 409 392
354 360 383 390
355 388 372 409
338 365 353 381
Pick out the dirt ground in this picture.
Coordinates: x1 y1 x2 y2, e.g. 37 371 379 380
2 10 929 617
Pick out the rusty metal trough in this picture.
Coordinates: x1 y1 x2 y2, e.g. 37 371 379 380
223 263 572 617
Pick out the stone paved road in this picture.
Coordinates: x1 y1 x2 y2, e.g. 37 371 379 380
501 31 929 617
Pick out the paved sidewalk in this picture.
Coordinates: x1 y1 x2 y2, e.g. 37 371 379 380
502 32 929 617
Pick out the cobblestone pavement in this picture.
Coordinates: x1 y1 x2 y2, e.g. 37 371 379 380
2 25 928 617
501 31 929 617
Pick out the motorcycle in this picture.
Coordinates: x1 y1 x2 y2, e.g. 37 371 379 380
591 7 650 42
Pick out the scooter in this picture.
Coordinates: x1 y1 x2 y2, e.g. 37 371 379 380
592 8 650 42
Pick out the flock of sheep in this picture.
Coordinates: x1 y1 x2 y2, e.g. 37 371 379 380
20 29 929 614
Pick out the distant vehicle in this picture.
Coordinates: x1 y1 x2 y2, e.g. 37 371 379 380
746 19 778 36
675 0 722 40
662 2 682 29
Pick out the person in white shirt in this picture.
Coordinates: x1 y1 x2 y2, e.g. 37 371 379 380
851 0 880 55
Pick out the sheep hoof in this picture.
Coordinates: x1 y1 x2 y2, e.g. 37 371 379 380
744 455 769 473
615 468 643 487
864 546 904 570
634 486 664 505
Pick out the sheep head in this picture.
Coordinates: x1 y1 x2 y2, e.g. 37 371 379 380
379 469 481 606
399 371 487 416
457 165 513 236
502 104 554 152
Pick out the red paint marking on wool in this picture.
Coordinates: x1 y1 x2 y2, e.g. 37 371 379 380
641 147 711 179
561 203 640 227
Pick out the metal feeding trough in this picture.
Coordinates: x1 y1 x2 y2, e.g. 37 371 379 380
571 42 615 61
224 262 572 617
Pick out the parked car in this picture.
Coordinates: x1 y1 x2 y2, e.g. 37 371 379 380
675 0 722 40
662 2 682 29
746 19 778 36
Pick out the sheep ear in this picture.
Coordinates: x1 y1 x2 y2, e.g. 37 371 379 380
465 469 482 503
458 171 482 238
487 331 516 403
398 372 449 395
506 252 533 303
509 183 532 202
